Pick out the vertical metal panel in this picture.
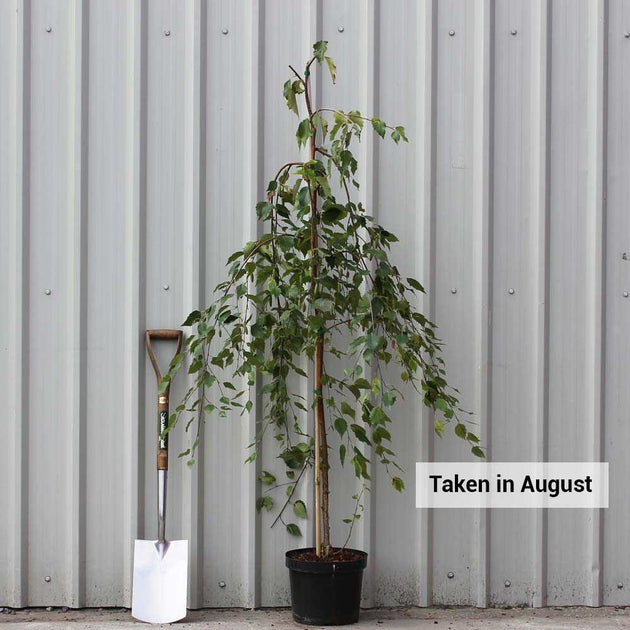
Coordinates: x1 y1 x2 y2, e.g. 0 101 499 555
121 0 147 607
181 0 206 609
1 0 27 610
603 0 630 608
530 0 551 608
0 0 627 609
414 0 438 609
373 0 425 608
85 0 135 606
431 0 478 606
27 0 74 605
489 0 541 606
545 0 597 605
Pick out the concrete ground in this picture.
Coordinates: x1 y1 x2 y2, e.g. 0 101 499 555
2 607 630 629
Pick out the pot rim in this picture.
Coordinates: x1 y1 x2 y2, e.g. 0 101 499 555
285 547 368 574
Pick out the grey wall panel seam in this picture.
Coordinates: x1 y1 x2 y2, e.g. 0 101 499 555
587 0 608 608
182 0 207 609
531 0 551 608
243 0 265 608
11 0 31 609
68 0 89 608
417 0 438 609
471 0 495 608
361 0 379 608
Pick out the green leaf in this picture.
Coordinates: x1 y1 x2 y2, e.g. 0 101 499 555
455 423 467 439
256 201 273 220
321 203 347 224
296 119 311 148
472 446 485 459
373 426 391 443
256 496 274 512
203 373 216 388
339 444 346 465
277 235 295 251
407 277 425 292
182 310 201 326
435 398 450 413
347 110 364 128
293 500 307 519
369 406 388 426
334 417 347 437
365 333 384 351
319 115 329 140
395 125 408 142
325 56 337 83
259 471 276 485
392 476 405 492
157 374 170 394
382 392 396 408
286 523 302 536
371 377 381 395
313 297 331 311
371 117 386 138
313 40 328 62
283 79 298 116
434 419 445 437
351 424 371 445
340 401 356 419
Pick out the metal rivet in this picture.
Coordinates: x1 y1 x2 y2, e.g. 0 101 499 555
44 576 51 582
221 27 229 35
447 571 454 579
449 30 455 36
44 289 52 295
624 292 629 298
508 288 515 295
510 29 518 36
45 26 52 33
163 284 170 291
618 582 624 589
218 580 226 588
625 32 630 38
505 580 511 588
164 30 171 36
338 25 345 33
450 288 457 294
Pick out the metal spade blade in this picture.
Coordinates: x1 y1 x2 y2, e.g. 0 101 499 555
132 538 188 624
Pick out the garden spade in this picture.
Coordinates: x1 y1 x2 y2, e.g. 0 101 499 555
132 329 187 624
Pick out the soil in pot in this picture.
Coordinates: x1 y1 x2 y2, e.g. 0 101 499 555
285 547 368 626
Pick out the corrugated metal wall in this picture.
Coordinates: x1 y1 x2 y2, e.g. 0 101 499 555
1 0 628 610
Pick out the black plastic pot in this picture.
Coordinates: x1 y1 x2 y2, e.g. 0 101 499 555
285 548 368 626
